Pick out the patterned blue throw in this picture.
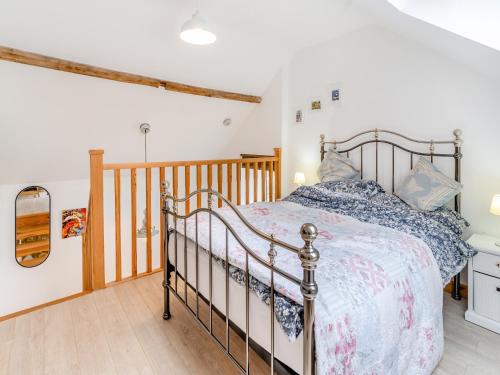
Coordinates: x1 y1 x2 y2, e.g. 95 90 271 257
284 179 476 284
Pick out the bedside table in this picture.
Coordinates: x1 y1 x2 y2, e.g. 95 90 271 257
465 233 500 334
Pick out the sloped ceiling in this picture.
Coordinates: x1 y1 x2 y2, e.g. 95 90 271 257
387 0 500 52
353 0 500 81
0 0 370 96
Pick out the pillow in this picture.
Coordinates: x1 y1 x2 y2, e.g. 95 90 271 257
317 148 360 182
395 157 462 211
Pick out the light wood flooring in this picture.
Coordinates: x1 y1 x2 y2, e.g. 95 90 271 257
1 272 500 375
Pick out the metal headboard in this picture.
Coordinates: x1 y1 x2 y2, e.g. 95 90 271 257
320 128 464 299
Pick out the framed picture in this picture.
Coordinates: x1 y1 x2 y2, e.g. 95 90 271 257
296 110 303 123
332 89 340 101
62 208 87 238
311 100 321 110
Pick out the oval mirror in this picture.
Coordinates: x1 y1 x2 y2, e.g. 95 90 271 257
15 186 51 267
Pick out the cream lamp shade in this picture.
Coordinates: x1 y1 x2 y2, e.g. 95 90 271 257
180 11 217 45
490 194 500 216
294 172 306 186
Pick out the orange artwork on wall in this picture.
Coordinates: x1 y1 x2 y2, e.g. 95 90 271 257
62 208 86 238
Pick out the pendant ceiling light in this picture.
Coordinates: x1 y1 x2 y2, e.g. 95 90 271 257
180 10 216 45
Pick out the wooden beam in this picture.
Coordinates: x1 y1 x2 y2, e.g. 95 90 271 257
161 81 261 103
0 45 262 103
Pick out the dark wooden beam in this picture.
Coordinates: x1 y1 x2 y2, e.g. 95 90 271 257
0 45 262 103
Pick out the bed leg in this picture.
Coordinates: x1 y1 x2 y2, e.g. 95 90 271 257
299 224 320 375
163 261 172 320
452 274 461 300
162 183 172 320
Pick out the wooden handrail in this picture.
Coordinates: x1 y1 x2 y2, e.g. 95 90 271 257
87 148 282 287
102 156 278 170
0 45 262 103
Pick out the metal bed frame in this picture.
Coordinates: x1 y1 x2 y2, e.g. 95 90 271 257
160 128 464 375
161 188 319 375
320 128 464 300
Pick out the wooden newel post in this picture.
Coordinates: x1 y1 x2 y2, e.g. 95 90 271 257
273 147 282 200
89 150 106 289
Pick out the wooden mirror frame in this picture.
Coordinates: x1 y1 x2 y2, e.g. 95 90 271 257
15 186 51 268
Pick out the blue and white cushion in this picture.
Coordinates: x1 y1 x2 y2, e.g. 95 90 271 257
317 148 360 182
396 157 462 211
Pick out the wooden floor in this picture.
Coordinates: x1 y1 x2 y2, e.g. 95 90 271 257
1 273 500 375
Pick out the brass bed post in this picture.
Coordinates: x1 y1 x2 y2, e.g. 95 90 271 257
452 129 463 300
161 182 172 320
299 223 320 375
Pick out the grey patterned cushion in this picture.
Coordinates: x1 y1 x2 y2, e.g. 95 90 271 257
396 157 462 211
317 148 360 182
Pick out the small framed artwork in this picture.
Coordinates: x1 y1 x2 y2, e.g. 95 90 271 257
332 89 340 101
62 208 87 238
295 110 303 123
311 100 321 110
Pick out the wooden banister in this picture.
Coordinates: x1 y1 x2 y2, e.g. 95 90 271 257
102 156 277 170
89 150 105 289
82 194 93 292
274 148 282 199
86 148 282 287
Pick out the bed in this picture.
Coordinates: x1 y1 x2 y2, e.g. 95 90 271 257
161 129 475 375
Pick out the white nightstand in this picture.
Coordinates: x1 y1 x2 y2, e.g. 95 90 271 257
465 234 500 334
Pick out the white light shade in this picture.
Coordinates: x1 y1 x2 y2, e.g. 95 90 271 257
490 194 500 216
294 172 306 186
180 11 216 45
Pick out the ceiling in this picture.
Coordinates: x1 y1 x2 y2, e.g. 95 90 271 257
0 0 498 98
354 0 500 81
0 0 370 96
387 0 500 52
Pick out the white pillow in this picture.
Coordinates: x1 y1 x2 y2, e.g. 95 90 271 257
317 148 360 182
395 157 462 211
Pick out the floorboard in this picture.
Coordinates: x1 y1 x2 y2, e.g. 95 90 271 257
1 273 499 374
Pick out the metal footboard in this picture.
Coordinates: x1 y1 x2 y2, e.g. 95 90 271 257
161 185 319 375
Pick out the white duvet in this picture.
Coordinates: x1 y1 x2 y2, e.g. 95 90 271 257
182 201 443 374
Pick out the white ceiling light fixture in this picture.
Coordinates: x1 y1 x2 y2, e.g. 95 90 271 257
180 10 216 45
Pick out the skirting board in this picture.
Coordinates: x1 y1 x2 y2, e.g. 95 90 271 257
0 291 89 322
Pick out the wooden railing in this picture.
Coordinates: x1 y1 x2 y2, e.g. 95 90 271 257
86 149 282 290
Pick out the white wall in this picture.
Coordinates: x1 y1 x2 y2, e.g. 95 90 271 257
0 61 273 317
0 61 261 185
284 26 500 238
0 180 86 316
223 71 283 157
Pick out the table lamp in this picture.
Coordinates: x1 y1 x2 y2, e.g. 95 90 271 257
489 194 500 246
294 172 306 186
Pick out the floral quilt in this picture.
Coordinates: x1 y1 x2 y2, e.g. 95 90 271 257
180 186 449 374
285 180 476 284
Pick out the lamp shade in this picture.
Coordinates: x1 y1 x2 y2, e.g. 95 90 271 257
490 194 500 216
294 172 306 185
180 11 216 45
